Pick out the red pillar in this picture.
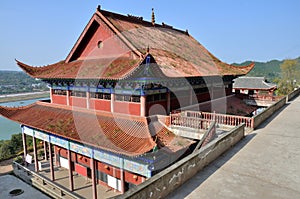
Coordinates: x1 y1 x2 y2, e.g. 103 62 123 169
66 90 70 106
140 95 146 116
90 158 97 199
67 149 74 191
22 132 28 166
50 88 53 103
120 167 125 193
33 136 38 172
86 91 90 109
111 93 115 113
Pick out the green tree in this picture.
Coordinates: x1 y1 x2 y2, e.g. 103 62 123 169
277 59 300 95
10 133 23 152
0 140 13 160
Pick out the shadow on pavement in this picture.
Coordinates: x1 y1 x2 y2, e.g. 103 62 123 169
165 132 257 199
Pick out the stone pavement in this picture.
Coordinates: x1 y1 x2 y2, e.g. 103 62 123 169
167 95 300 199
0 175 50 199
15 161 120 199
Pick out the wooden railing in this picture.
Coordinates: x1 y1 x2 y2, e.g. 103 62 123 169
170 114 211 130
173 111 253 129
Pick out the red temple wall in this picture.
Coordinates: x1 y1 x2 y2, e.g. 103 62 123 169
69 96 87 108
78 20 131 60
114 101 140 116
52 95 67 105
89 99 111 112
75 163 88 176
55 146 146 185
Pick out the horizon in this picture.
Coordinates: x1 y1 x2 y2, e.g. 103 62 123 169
1 1 300 70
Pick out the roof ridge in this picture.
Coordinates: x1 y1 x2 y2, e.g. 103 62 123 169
99 8 189 35
95 9 143 58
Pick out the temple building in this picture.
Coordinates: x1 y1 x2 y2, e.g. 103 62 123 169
0 6 254 198
233 76 277 98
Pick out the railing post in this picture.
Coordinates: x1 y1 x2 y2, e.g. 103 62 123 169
251 117 254 129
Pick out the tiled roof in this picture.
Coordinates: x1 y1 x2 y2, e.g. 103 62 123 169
0 101 193 156
16 9 254 80
187 95 257 116
16 57 140 80
233 77 277 90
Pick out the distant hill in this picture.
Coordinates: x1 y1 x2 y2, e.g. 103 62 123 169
0 71 47 95
232 57 300 81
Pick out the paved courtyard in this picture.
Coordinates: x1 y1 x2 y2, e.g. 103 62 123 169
0 175 50 199
167 95 300 199
14 162 120 199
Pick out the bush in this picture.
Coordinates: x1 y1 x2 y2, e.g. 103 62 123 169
13 156 23 164
0 133 23 161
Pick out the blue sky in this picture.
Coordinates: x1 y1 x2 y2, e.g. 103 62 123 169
0 0 300 70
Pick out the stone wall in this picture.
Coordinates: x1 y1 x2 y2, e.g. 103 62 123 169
286 87 300 102
114 124 245 199
252 97 286 129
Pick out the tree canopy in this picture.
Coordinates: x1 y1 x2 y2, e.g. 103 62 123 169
275 59 300 95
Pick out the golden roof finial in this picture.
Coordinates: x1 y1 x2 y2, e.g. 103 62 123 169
151 8 155 26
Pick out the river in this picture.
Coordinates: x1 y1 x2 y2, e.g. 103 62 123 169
0 98 49 140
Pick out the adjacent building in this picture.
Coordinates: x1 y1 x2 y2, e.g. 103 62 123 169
233 76 277 100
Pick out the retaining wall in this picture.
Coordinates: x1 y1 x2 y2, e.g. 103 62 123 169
286 87 300 102
114 124 245 199
252 97 286 129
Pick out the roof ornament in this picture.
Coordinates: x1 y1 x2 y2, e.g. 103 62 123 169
185 29 189 35
147 45 150 53
151 8 155 26
97 5 101 11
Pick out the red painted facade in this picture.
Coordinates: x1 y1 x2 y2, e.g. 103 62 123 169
90 98 111 112
77 19 131 60
75 163 88 176
52 95 67 105
55 146 145 188
69 96 87 108
114 101 141 115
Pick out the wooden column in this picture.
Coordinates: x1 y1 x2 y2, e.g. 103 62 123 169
90 158 97 199
140 95 146 117
67 149 74 191
22 131 28 166
66 90 70 106
111 93 115 113
43 141 48 160
33 136 38 172
120 159 125 194
166 92 171 114
113 167 117 192
50 88 53 103
48 143 55 181
86 91 90 109
142 177 146 183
